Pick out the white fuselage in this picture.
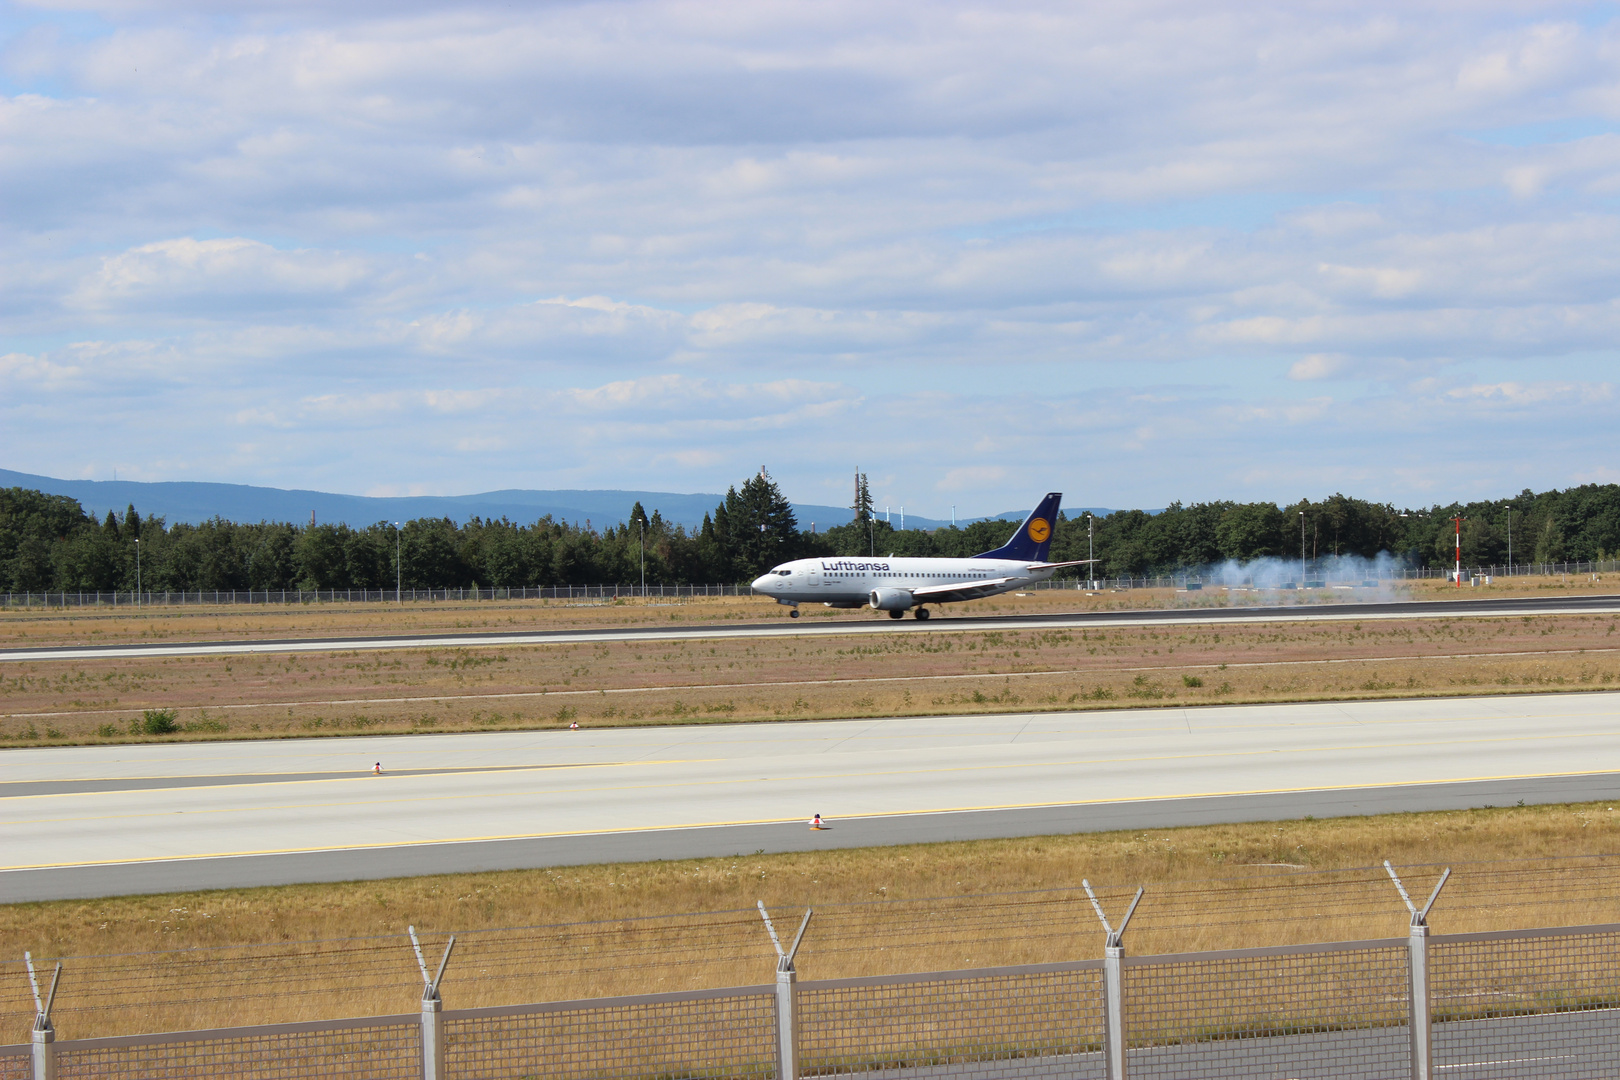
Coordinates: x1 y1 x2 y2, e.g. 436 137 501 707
750 555 1056 609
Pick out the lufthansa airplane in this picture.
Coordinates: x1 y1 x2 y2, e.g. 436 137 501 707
750 492 1093 619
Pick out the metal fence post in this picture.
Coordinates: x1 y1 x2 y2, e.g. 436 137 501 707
1102 943 1125 1079
24 954 60 1080
759 902 812 1080
1084 880 1143 1080
421 994 443 1079
1386 861 1450 1080
775 961 797 1079
409 927 455 1080
1408 921 1431 1079
30 1022 53 1080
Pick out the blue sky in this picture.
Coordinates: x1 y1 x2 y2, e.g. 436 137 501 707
2 0 1619 518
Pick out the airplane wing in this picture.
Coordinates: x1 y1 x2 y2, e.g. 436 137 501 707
1025 559 1098 570
911 577 1022 603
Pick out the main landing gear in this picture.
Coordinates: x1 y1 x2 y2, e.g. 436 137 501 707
888 609 904 619
914 607 931 620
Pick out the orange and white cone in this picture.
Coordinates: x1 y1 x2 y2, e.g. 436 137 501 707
373 762 382 775
810 814 824 830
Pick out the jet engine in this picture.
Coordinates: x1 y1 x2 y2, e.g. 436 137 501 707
868 588 914 611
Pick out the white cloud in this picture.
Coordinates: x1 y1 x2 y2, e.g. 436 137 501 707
1442 380 1612 407
0 351 81 386
1454 22 1588 100
938 466 1008 493
1287 354 1350 381
70 238 377 313
4 1 1620 512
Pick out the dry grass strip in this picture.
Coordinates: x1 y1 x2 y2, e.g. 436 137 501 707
3 799 1619 1039
4 608 1619 746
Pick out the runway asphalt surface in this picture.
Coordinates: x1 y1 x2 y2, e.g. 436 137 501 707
4 593 1620 663
4 690 1619 902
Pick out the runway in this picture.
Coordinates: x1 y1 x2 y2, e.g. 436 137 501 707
4 690 1619 902
4 593 1619 663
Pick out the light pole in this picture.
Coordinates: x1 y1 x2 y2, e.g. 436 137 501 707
1507 508 1512 575
394 522 402 604
1088 513 1095 589
639 519 646 597
134 537 141 608
1453 514 1464 587
1299 510 1306 580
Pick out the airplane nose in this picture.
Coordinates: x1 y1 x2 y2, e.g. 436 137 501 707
751 574 772 590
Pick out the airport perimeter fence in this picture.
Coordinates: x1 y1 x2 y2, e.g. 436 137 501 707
7 873 1620 1079
4 558 1618 610
0 583 757 610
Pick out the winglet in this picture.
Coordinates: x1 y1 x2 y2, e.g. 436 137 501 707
972 493 1062 561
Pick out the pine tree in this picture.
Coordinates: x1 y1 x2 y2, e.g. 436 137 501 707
719 469 799 578
705 503 732 580
851 469 873 522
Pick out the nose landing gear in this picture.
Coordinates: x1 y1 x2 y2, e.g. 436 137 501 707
789 608 800 618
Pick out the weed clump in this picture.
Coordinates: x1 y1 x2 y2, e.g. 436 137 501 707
137 708 179 735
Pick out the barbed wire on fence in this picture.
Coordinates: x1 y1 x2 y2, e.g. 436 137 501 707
8 854 1620 1044
8 858 1620 1079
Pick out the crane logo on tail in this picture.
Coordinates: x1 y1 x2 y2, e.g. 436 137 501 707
1027 517 1051 544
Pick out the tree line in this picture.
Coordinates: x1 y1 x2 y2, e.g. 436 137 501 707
3 473 1618 594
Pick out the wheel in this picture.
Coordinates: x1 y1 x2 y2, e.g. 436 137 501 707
888 609 904 619
789 608 800 618
914 607 931 620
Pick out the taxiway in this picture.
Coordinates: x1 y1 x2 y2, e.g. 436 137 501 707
4 690 1618 902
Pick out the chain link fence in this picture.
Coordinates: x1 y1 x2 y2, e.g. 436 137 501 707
799 961 1107 1078
54 1014 421 1080
1431 924 1620 1079
0 584 757 609
445 986 777 1080
1122 939 1412 1079
11 918 1620 1078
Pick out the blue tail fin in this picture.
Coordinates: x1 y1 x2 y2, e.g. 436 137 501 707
972 493 1062 561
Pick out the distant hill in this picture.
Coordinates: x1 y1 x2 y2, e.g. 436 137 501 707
0 468 1112 532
